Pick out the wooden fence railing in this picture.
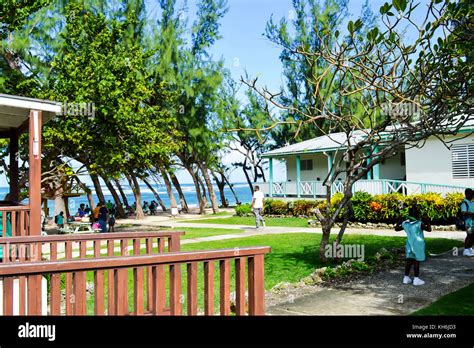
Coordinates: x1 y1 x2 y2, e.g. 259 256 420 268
0 246 271 316
0 231 184 263
0 205 30 237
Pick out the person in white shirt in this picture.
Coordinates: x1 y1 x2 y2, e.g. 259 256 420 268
251 186 265 228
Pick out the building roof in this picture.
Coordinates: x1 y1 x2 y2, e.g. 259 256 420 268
262 131 368 157
0 94 62 132
262 118 474 158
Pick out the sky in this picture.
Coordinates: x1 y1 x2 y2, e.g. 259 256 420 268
0 0 430 187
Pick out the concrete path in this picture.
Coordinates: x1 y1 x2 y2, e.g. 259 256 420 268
266 251 474 315
174 223 465 240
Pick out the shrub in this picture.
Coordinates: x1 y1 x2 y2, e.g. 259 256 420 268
351 191 373 222
234 192 465 225
234 203 252 216
267 200 289 215
292 199 319 216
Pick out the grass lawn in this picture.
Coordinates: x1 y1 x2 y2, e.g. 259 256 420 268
181 234 463 289
412 283 474 315
183 216 310 228
171 227 245 239
76 233 462 314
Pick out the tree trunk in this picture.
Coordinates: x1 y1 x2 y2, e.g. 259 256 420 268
143 177 167 212
186 165 205 214
114 179 129 208
64 196 70 217
127 174 144 219
102 177 126 218
212 172 228 207
169 171 189 213
199 163 219 214
336 198 352 244
159 169 178 210
53 194 67 218
222 173 240 205
198 174 208 208
242 158 254 194
89 172 105 203
319 224 332 263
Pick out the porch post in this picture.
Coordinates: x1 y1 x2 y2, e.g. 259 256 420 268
372 145 380 180
366 149 372 180
29 110 42 236
327 152 333 173
269 157 273 197
327 152 333 194
296 155 301 198
9 130 19 202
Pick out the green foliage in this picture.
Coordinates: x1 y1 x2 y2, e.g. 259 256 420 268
264 199 289 215
235 192 465 225
234 203 252 217
41 3 180 176
292 199 319 216
351 191 373 222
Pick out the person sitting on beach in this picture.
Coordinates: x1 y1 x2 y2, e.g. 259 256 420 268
76 203 86 217
143 201 150 215
395 206 431 286
150 201 157 215
84 205 91 215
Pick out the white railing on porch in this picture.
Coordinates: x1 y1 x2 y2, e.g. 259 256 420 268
260 179 467 198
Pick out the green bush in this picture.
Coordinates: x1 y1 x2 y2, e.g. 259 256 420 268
265 199 289 215
351 191 373 222
234 203 252 216
292 199 319 216
234 191 465 225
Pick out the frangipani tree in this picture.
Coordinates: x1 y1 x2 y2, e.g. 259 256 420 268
238 0 473 261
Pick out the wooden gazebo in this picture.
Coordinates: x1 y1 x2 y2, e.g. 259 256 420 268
0 93 61 237
0 93 270 317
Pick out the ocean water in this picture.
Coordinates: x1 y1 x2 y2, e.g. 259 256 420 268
0 182 255 215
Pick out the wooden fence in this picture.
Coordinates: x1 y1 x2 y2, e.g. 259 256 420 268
0 231 184 263
0 205 30 237
0 246 270 316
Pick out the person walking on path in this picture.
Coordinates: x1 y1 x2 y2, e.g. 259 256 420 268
251 185 265 229
460 188 474 256
395 206 431 286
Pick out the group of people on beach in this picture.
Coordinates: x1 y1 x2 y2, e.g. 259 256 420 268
251 185 474 286
55 201 117 233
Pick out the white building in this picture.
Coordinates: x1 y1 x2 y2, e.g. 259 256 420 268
259 129 474 198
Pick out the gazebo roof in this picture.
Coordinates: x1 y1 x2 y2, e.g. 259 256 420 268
0 94 61 132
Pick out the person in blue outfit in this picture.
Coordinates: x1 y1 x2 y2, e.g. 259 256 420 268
460 188 474 256
0 212 12 261
395 206 432 286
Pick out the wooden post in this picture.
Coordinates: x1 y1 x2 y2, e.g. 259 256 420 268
28 110 42 236
365 150 372 180
269 158 273 197
248 255 265 315
296 155 301 198
9 130 19 202
372 145 380 180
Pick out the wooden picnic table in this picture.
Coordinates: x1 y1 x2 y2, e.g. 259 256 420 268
62 221 100 234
